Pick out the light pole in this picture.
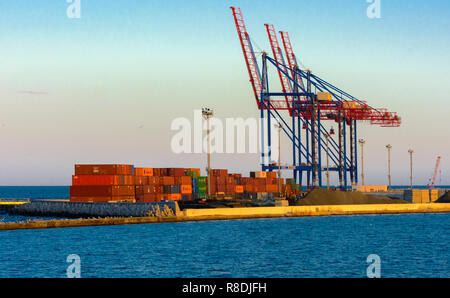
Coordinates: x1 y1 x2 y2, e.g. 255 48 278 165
408 149 414 189
358 139 365 185
276 123 282 196
202 108 214 198
386 144 392 190
325 134 330 189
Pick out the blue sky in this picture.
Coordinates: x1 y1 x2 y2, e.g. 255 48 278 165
0 0 449 185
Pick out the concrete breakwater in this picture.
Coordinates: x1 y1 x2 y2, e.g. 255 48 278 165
7 200 180 218
1 203 450 231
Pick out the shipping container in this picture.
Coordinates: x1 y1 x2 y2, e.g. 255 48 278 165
163 185 181 194
134 168 153 176
317 92 332 101
70 185 135 197
235 185 244 193
167 193 182 201
136 194 158 203
180 185 192 194
136 185 161 195
168 168 185 177
72 175 135 186
74 164 134 175
160 176 175 185
134 176 148 185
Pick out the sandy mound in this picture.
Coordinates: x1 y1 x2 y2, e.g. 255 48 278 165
294 188 409 206
436 191 450 203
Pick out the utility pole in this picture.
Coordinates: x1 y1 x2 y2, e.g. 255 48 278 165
386 144 392 190
358 139 365 185
202 108 214 198
325 134 330 189
408 149 414 189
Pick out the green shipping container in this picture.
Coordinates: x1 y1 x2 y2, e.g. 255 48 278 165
198 193 207 199
186 171 199 179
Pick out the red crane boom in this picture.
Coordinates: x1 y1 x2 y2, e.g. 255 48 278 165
264 24 293 114
279 31 306 96
230 7 263 108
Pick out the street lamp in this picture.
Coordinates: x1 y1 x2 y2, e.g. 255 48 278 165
276 123 282 196
202 108 214 198
408 149 414 189
325 134 330 189
358 139 365 185
386 144 392 190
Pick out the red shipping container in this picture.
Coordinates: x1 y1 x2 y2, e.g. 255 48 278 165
134 176 148 185
175 176 191 185
74 164 133 175
255 185 266 192
225 185 235 193
169 168 185 176
216 184 226 193
216 176 226 184
72 175 120 186
255 178 266 185
160 176 175 185
72 175 134 186
147 176 160 185
244 184 254 192
70 185 135 197
136 194 158 202
136 185 161 194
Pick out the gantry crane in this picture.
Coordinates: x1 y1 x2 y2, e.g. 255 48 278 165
230 7 401 189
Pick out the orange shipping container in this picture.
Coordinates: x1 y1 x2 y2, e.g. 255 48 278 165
167 193 182 201
235 185 244 193
181 185 192 194
266 184 279 193
134 168 153 176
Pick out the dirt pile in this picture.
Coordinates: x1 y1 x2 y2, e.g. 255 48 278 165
294 188 409 206
436 191 450 203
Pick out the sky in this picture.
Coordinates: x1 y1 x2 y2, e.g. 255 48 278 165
0 0 449 186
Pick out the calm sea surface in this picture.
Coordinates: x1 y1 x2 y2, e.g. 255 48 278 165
0 187 449 278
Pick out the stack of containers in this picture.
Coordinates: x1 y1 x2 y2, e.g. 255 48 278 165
134 167 161 203
185 168 201 200
197 176 207 199
70 165 135 202
70 164 296 203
